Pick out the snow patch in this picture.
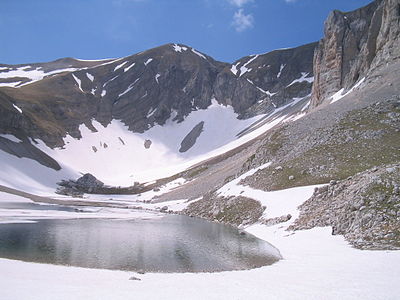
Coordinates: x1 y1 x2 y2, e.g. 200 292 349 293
172 44 188 53
246 79 276 97
113 61 128 72
71 74 84 92
12 104 22 114
330 77 366 104
239 55 258 77
230 62 240 75
101 90 106 97
124 63 135 72
191 48 206 60
103 75 119 87
155 74 161 83
0 66 80 87
277 64 285 78
144 58 153 66
287 72 314 87
0 134 22 143
118 78 140 98
86 73 94 82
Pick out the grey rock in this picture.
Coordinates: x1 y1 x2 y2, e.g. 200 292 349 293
144 139 152 149
179 121 204 153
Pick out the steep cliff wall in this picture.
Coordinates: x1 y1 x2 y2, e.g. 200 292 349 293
311 0 399 108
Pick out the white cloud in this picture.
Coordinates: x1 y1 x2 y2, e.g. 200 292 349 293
228 0 254 7
232 9 254 32
284 0 297 3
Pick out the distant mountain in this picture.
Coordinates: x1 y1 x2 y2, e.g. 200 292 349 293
0 42 316 148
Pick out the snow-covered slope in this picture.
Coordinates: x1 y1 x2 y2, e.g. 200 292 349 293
33 100 271 186
0 94 301 194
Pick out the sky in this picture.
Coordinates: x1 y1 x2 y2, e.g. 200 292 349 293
1 0 373 65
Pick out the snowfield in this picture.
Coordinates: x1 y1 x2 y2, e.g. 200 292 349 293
0 99 287 192
0 182 399 300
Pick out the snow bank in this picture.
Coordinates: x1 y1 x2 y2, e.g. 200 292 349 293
0 66 80 87
1 183 399 300
331 77 366 104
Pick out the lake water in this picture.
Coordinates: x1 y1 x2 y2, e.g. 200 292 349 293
0 202 281 273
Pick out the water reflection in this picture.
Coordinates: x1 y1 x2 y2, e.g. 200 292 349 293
0 215 281 273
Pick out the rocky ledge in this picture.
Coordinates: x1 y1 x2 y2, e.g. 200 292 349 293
289 164 400 250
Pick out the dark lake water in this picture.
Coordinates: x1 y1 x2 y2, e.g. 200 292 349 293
0 215 280 272
0 202 281 273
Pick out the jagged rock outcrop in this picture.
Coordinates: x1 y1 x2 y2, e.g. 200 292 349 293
57 173 104 196
311 0 400 108
289 164 400 250
219 42 317 117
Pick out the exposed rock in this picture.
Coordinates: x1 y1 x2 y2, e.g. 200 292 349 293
179 121 204 153
289 164 400 250
183 193 265 226
76 173 104 189
144 139 152 149
261 214 292 226
56 173 104 196
311 0 399 107
0 42 315 149
129 276 141 281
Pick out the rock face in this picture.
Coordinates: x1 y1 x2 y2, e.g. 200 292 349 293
227 42 317 115
289 164 400 250
311 0 400 107
57 173 104 196
76 173 104 189
0 42 316 149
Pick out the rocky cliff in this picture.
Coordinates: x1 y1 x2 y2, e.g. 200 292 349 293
311 0 400 108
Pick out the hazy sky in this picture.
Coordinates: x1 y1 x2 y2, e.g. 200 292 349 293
1 0 372 64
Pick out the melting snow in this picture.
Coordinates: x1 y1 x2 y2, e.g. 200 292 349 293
230 62 240 75
144 58 153 66
118 78 140 98
114 61 128 72
239 55 258 77
301 101 310 112
103 75 119 87
277 64 285 78
172 44 188 52
0 66 80 87
331 77 366 104
86 73 94 82
246 78 276 97
287 72 314 87
191 48 206 60
124 63 135 72
0 81 22 88
0 134 22 143
12 104 22 114
71 74 84 92
147 108 156 118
